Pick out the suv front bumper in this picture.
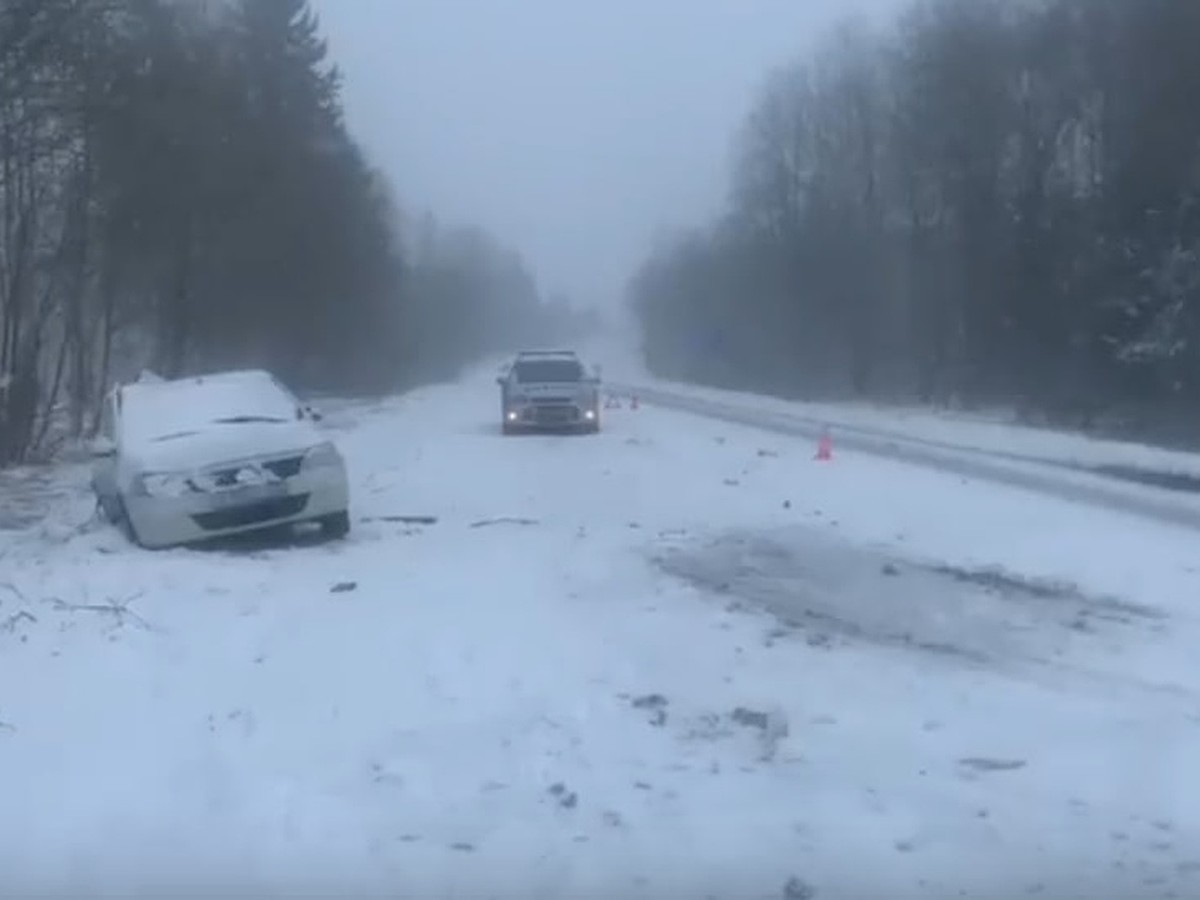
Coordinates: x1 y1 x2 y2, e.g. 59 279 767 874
505 401 598 430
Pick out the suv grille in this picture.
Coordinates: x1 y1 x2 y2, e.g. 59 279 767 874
533 405 577 424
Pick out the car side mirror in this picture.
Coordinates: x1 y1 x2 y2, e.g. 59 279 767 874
89 436 116 458
496 376 506 387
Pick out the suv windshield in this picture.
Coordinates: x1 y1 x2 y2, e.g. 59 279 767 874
513 359 584 383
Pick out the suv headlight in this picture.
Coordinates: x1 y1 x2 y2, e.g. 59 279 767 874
135 472 194 498
302 442 342 470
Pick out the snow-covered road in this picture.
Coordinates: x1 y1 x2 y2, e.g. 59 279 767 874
607 380 1200 532
2 366 1199 897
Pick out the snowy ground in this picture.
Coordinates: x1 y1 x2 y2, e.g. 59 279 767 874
2 363 1200 897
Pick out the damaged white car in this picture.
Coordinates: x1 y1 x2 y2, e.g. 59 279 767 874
89 369 350 549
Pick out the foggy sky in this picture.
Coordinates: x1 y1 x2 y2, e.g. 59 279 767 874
312 0 904 310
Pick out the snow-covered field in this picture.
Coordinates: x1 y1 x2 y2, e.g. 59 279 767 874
2 363 1200 896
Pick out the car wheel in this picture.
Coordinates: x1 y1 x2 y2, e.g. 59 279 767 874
319 510 351 540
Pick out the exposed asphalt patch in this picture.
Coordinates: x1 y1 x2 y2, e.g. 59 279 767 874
651 526 1164 676
921 563 1163 623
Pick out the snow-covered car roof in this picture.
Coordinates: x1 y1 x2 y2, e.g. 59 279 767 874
119 369 302 445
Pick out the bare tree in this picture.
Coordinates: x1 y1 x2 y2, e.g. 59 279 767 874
631 0 1200 443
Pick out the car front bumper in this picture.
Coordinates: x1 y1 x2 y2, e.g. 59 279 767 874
124 464 349 549
505 401 599 430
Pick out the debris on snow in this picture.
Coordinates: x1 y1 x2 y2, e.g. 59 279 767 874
730 706 790 761
631 693 667 710
959 757 1027 773
469 516 538 528
330 581 358 594
547 782 578 809
783 875 817 899
0 581 26 603
49 593 154 632
1 610 35 634
369 761 403 787
366 514 438 525
731 706 770 730
631 693 668 727
601 810 624 829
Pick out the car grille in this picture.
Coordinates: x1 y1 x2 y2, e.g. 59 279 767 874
191 494 308 531
533 405 577 424
202 454 305 488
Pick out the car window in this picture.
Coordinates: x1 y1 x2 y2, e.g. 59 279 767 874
513 359 583 383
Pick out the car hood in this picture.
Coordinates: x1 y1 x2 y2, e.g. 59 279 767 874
129 419 323 473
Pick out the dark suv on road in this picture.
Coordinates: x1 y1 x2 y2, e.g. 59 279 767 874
497 350 602 434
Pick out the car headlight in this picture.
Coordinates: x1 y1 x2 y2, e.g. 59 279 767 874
135 472 194 498
302 441 342 470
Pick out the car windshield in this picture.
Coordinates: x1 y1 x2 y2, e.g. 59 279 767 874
513 359 584 383
121 375 299 444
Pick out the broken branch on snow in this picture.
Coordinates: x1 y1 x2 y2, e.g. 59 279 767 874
368 514 438 525
1 610 36 633
49 591 156 632
469 517 539 529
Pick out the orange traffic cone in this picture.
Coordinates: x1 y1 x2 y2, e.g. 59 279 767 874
814 429 833 461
